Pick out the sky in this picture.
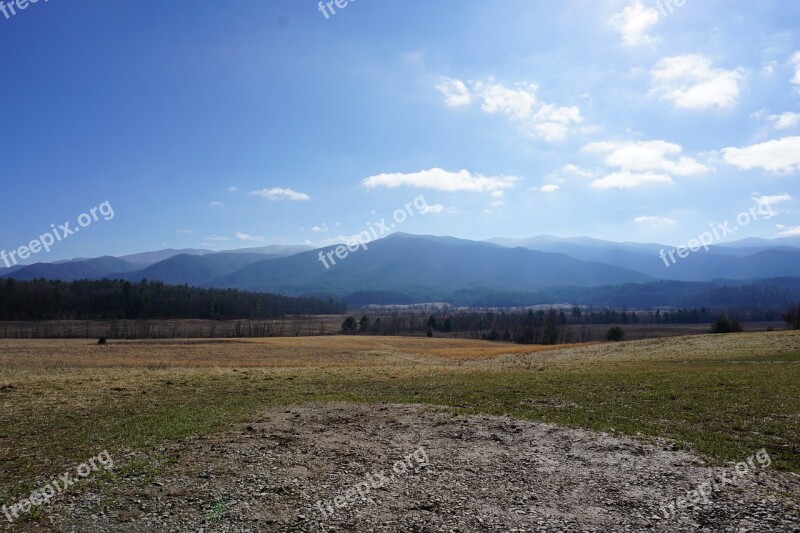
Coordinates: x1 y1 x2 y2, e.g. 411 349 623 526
1 0 799 264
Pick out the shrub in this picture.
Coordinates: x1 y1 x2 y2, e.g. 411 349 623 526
97 337 107 345
709 316 743 334
605 326 625 342
784 305 800 330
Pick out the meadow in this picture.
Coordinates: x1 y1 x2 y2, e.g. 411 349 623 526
1 329 798 519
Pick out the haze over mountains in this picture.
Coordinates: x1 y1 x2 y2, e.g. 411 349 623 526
487 235 800 281
2 234 800 308
2 245 312 283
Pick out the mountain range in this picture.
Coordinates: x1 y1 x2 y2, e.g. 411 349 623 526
2 234 800 308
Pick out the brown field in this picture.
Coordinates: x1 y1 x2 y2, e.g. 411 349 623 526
0 336 593 369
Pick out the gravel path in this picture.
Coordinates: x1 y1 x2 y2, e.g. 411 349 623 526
38 403 800 532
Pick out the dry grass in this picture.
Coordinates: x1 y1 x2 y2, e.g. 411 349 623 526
476 330 800 369
0 336 591 369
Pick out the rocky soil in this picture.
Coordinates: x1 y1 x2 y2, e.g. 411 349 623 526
31 403 800 532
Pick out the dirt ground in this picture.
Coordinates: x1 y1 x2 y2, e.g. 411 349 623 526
38 403 800 533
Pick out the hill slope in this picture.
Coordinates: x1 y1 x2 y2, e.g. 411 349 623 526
117 253 279 285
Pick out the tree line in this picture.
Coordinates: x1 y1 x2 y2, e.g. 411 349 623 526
0 279 345 320
341 305 798 344
417 278 800 309
342 310 592 345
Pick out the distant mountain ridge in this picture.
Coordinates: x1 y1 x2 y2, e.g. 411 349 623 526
487 235 800 281
1 245 312 283
2 234 798 307
208 233 655 298
3 256 140 282
113 252 281 286
119 248 214 265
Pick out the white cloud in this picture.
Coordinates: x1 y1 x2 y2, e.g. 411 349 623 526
722 136 800 174
583 140 709 183
767 112 800 130
437 78 584 141
177 229 193 235
476 81 538 119
651 55 743 110
236 232 264 242
249 187 311 201
778 226 800 237
590 172 674 189
792 52 800 92
530 104 584 141
539 184 560 193
418 203 455 215
436 77 471 107
562 164 594 178
585 140 707 189
609 1 660 46
753 193 792 206
228 186 238 192
311 224 329 233
362 168 519 193
209 201 224 207
205 235 230 242
634 215 677 228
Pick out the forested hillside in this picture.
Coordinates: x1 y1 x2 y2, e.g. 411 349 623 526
0 279 345 320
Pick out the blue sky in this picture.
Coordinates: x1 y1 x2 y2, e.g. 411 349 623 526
1 0 799 263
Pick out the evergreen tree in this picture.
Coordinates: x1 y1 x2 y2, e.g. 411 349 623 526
542 310 560 345
341 316 358 334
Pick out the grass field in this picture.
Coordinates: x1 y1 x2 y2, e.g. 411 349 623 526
1 331 799 510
